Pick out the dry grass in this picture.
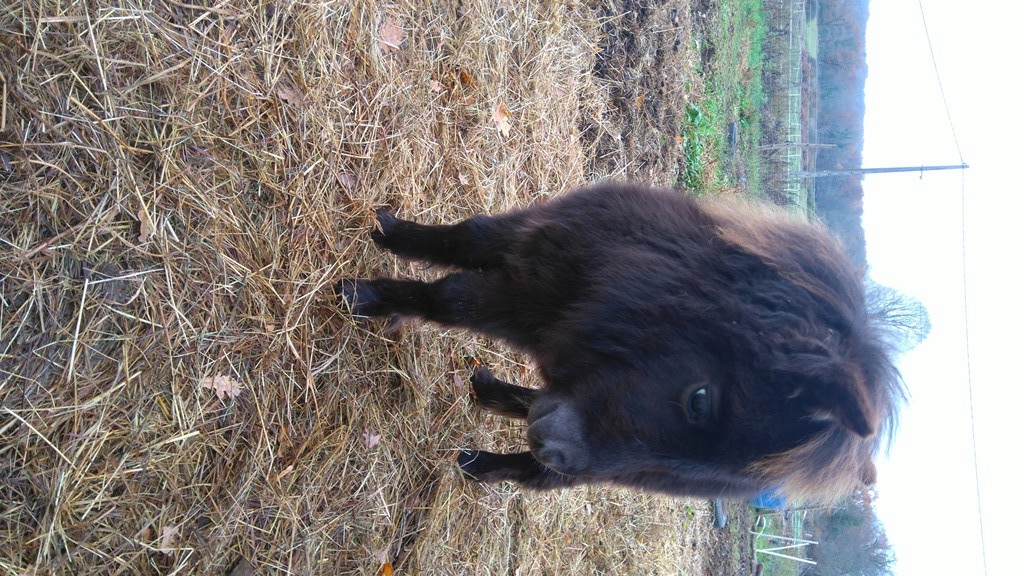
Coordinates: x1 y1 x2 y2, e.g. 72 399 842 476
0 0 713 574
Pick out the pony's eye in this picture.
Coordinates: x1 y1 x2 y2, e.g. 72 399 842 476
688 387 711 423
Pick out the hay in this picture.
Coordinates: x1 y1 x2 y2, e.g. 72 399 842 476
1 0 710 573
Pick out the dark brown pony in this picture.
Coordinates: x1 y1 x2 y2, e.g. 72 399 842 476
338 183 902 502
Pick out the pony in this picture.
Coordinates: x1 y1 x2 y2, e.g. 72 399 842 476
338 183 902 502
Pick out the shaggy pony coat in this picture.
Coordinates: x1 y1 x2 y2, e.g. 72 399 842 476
339 183 902 503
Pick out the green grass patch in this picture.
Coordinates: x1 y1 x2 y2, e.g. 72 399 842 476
680 101 722 190
687 0 767 196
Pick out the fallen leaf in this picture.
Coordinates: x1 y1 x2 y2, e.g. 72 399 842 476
363 429 381 450
278 465 294 479
491 102 512 136
199 374 244 400
138 208 152 244
277 84 308 107
336 172 356 190
379 16 404 52
458 68 476 89
374 550 393 575
159 525 179 553
430 80 444 93
458 172 471 186
453 373 465 389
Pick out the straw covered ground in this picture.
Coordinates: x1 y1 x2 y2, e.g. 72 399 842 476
1 0 733 573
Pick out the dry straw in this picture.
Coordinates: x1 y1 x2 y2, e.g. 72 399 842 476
1 0 710 573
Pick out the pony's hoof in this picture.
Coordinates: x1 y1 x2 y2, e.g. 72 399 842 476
335 279 381 316
457 450 488 481
370 208 400 248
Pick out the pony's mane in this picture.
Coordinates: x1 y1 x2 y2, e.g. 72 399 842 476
702 196 905 503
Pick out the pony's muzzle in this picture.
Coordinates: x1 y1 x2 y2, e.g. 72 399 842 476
527 396 589 475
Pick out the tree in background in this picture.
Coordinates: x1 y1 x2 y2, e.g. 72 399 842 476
868 281 932 354
814 0 870 266
805 490 896 576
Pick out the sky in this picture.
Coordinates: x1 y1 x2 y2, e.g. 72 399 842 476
861 1 1023 575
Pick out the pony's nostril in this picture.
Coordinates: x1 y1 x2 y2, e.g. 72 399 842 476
533 439 586 475
536 445 567 470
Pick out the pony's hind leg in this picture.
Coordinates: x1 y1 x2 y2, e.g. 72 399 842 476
371 208 526 269
337 271 536 348
470 365 538 419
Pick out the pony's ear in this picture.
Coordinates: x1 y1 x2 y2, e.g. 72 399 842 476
778 353 878 438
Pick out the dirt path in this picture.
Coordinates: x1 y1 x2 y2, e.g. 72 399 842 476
588 0 702 187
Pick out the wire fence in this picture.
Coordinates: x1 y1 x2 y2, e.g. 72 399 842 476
782 0 807 210
760 0 813 214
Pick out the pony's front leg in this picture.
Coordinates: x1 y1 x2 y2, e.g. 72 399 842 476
337 273 493 326
470 365 538 419
457 450 581 490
